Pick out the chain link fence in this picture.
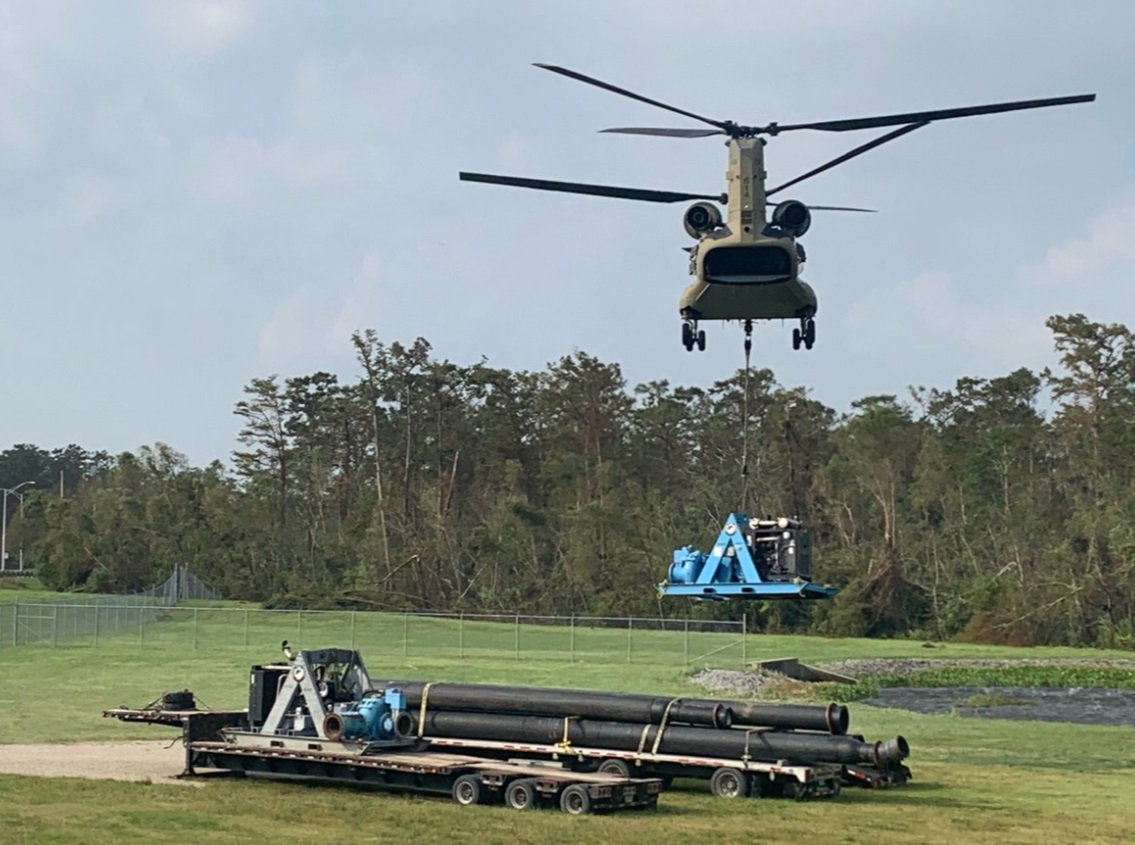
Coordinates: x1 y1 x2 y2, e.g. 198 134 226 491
0 603 747 668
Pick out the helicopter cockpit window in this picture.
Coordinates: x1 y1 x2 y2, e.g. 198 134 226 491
704 246 793 283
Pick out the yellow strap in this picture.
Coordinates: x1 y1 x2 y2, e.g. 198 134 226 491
650 698 679 755
417 683 432 738
635 723 653 757
555 716 576 753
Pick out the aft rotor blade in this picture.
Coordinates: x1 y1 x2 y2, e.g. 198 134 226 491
534 63 730 131
600 127 726 138
768 122 928 196
773 93 1096 133
459 172 724 204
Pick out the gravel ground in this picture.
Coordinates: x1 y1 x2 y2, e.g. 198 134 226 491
0 740 196 784
690 668 775 696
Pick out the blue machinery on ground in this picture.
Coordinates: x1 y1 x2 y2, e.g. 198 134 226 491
659 513 839 600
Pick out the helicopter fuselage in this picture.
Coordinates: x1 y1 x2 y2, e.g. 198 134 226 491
680 237 816 322
680 137 817 322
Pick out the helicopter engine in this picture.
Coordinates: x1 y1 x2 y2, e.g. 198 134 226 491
684 201 723 238
770 200 811 238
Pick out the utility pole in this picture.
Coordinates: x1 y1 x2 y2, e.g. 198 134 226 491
1 481 35 573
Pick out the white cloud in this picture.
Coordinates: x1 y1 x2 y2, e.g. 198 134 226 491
851 270 1051 367
1034 201 1135 284
258 251 383 369
61 175 125 223
144 0 255 57
189 136 387 203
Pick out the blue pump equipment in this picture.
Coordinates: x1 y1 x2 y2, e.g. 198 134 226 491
324 688 414 744
659 513 839 600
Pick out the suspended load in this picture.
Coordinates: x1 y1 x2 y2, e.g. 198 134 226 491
659 512 839 600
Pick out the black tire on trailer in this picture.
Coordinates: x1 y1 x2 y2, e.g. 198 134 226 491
559 784 593 815
505 778 538 810
597 759 632 778
452 774 484 806
709 767 750 799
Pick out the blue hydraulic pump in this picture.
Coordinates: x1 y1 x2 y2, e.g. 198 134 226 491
323 688 414 743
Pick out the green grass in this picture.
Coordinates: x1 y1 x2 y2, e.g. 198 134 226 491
2 614 1135 844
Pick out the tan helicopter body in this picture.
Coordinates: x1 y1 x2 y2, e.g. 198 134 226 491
678 136 818 351
461 65 1094 352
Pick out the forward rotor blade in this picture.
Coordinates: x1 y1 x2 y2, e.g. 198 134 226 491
767 122 927 197
459 172 724 204
790 204 877 213
600 127 726 138
534 63 730 130
773 93 1095 133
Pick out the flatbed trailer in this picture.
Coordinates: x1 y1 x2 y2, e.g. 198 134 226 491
419 733 845 800
103 707 661 814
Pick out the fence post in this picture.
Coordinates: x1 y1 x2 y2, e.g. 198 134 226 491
297 609 303 645
52 605 58 648
94 605 100 648
570 615 575 663
138 605 144 648
193 608 199 652
459 613 464 659
626 617 632 663
12 600 18 647
684 618 689 667
514 614 520 660
244 608 249 648
350 610 356 650
402 612 409 658
741 613 747 667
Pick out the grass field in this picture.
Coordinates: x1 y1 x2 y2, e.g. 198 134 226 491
1 601 1133 844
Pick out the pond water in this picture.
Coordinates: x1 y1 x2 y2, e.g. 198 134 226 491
865 686 1135 727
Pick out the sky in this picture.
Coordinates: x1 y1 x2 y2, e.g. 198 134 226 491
1 0 1132 466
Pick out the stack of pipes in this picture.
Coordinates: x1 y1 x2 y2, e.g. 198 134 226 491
370 680 910 769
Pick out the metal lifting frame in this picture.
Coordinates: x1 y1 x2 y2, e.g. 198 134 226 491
658 513 839 600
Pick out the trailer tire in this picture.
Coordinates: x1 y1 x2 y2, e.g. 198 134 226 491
709 767 750 799
452 774 484 806
597 759 632 778
559 784 593 815
505 778 538 810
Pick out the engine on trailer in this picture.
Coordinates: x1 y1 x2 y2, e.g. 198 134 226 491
247 643 415 747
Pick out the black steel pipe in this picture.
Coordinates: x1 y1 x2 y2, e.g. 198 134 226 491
419 710 908 767
373 681 734 729
718 701 849 735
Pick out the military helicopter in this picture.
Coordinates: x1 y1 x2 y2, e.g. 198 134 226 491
461 64 1094 352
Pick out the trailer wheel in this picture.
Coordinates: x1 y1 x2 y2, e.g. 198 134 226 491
559 784 593 815
709 767 750 799
452 774 484 806
505 778 538 810
597 759 632 778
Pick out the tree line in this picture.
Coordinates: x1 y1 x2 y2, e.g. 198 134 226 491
3 314 1133 648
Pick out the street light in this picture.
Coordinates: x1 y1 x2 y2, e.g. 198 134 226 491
1 480 35 573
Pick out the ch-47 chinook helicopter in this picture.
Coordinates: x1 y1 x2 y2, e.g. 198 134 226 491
461 64 1094 353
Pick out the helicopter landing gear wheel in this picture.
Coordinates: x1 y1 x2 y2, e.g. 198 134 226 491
682 320 702 352
795 317 815 350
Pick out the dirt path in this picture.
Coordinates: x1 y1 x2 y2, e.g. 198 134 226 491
0 740 196 784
